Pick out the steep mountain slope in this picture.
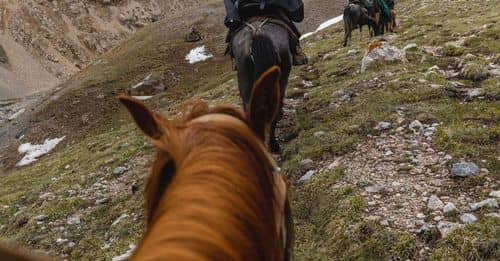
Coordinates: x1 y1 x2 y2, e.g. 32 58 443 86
0 0 498 260
0 0 211 98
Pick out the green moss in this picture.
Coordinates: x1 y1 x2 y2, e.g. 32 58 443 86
292 169 418 260
431 218 500 261
482 78 500 99
442 44 466 57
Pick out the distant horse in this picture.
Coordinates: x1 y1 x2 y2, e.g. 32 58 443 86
374 0 394 34
388 0 397 32
343 4 379 46
231 17 293 153
120 67 294 260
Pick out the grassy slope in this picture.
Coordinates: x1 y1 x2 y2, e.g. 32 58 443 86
1 0 499 260
289 0 499 259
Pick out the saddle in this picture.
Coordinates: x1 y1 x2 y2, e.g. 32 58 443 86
224 9 301 57
225 3 307 67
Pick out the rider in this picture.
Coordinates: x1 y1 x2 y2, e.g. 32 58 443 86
348 0 375 16
224 0 308 66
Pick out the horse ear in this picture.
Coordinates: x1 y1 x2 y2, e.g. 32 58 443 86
247 66 281 143
118 96 163 139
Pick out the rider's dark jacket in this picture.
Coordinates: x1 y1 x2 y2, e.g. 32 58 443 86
224 0 304 29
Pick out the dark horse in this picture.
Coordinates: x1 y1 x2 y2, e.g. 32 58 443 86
232 19 292 153
374 0 395 35
343 3 379 47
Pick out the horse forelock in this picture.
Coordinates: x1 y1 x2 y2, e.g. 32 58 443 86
135 99 283 260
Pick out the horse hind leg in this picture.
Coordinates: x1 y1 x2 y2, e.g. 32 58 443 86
269 60 291 154
343 21 350 47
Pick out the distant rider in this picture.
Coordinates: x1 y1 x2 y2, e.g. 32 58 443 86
224 0 308 65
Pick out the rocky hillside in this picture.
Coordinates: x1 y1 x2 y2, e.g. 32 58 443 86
0 0 210 98
0 0 498 260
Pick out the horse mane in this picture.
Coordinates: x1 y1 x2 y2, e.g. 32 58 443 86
133 100 283 260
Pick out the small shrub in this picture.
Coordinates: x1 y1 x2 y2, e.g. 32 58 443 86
443 44 465 57
461 62 489 81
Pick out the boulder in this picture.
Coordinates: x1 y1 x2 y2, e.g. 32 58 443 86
361 40 407 72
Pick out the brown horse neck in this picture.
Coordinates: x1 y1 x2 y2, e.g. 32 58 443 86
133 128 282 260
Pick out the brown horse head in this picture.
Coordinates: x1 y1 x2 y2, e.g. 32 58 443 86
119 66 293 260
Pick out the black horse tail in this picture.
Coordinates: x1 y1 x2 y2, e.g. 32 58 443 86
250 34 279 81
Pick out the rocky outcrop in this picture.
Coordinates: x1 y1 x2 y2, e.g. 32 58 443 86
361 40 407 72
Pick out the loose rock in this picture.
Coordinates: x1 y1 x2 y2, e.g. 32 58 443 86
375 122 392 131
489 191 500 198
35 215 47 222
409 120 423 131
470 198 498 211
451 162 480 177
460 213 478 224
67 215 81 225
443 202 458 216
299 170 316 183
113 166 127 175
39 192 55 201
437 221 463 238
427 195 444 210
365 184 386 194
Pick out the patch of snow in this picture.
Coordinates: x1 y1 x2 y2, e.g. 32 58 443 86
112 244 136 261
8 108 25 121
132 96 153 101
17 137 65 166
185 45 213 64
300 15 343 40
